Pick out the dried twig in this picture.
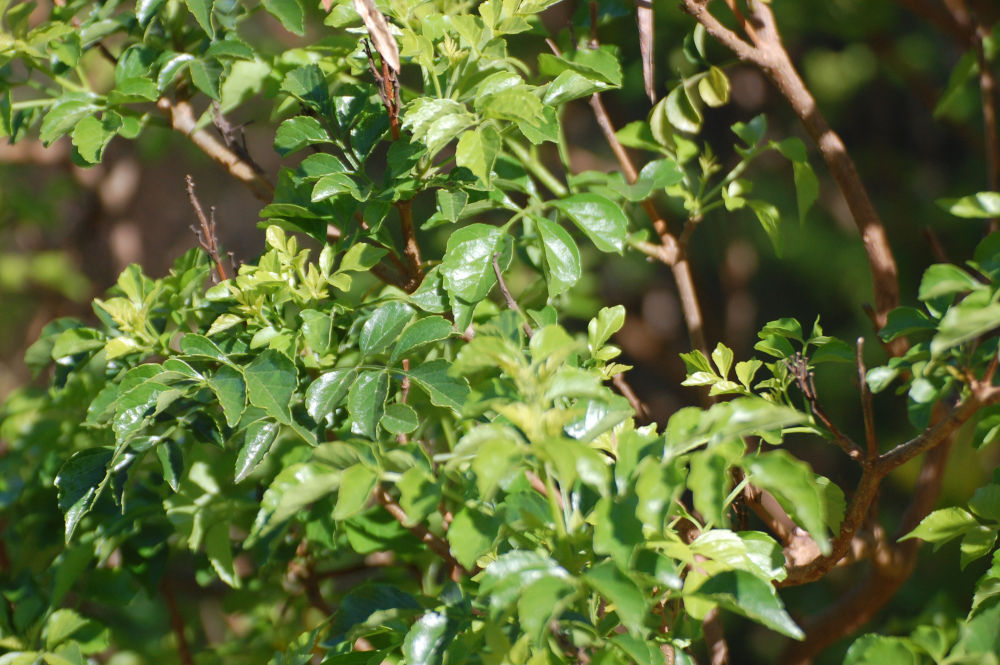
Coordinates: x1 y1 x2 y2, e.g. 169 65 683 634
787 353 864 461
856 338 878 458
186 175 230 283
492 252 534 338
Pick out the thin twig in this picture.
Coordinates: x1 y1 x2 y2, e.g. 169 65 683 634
680 0 902 337
162 579 194 665
856 338 878 458
787 354 864 461
374 486 468 573
492 252 534 338
702 607 729 665
186 175 230 283
613 373 649 422
157 98 274 202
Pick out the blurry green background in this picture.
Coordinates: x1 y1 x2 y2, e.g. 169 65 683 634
1 0 998 661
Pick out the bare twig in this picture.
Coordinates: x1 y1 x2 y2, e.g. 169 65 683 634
374 486 468 573
492 252 534 337
157 98 274 202
702 607 729 665
787 354 864 461
613 373 649 422
162 579 195 665
856 338 878 458
186 175 230 283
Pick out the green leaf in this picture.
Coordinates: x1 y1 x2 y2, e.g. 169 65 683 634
732 115 767 147
205 521 239 588
900 506 978 547
748 200 782 255
235 419 279 483
312 173 363 202
333 464 378 520
694 570 804 639
551 193 628 253
71 114 120 164
879 307 935 341
244 350 297 424
440 223 505 302
208 364 246 427
447 507 501 569
743 450 831 554
456 126 500 186
360 302 415 357
262 0 304 35
792 161 818 222
408 360 470 412
184 0 214 38
305 369 357 423
338 243 388 272
249 462 342 541
697 66 730 107
402 612 450 665
583 561 648 637
931 296 1000 355
156 439 184 492
919 263 981 300
937 191 1000 218
274 116 331 156
593 494 643 569
589 305 627 351
347 370 389 439
543 70 609 106
844 635 920 665
397 467 441 524
180 333 228 361
390 316 454 363
40 97 101 145
55 448 112 541
480 551 571 609
665 84 702 134
536 217 582 297
402 98 475 158
381 403 419 434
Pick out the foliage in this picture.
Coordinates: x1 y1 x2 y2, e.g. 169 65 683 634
1 0 1000 663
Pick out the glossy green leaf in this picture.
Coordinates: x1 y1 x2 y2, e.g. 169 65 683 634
397 467 441 524
931 296 1000 355
937 191 1000 218
244 350 297 424
665 84 702 134
155 439 184 492
543 70 608 106
249 462 342 541
55 448 112 541
536 217 581 297
593 494 642 569
402 612 450 665
480 551 571 609
40 97 100 145
550 193 628 253
900 506 978 547
440 223 505 301
235 420 279 483
179 333 228 361
305 369 357 423
381 403 419 434
390 316 453 363
879 307 935 341
360 302 415 357
347 370 389 439
208 364 246 427
919 263 981 300
402 98 475 158
694 570 804 639
71 114 120 164
748 200 782 255
844 635 920 665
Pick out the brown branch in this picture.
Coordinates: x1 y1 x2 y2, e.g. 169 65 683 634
612 373 649 422
374 486 468 574
787 353 865 461
856 338 878 459
680 1 902 336
161 579 194 665
492 252 533 338
186 175 230 282
781 382 1000 587
157 98 274 202
702 607 729 665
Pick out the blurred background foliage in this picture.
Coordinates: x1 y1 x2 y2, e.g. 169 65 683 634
0 0 997 661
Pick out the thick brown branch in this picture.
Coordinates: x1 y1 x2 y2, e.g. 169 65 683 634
680 1 902 333
157 98 274 203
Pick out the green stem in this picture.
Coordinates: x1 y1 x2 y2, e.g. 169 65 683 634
505 139 568 198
